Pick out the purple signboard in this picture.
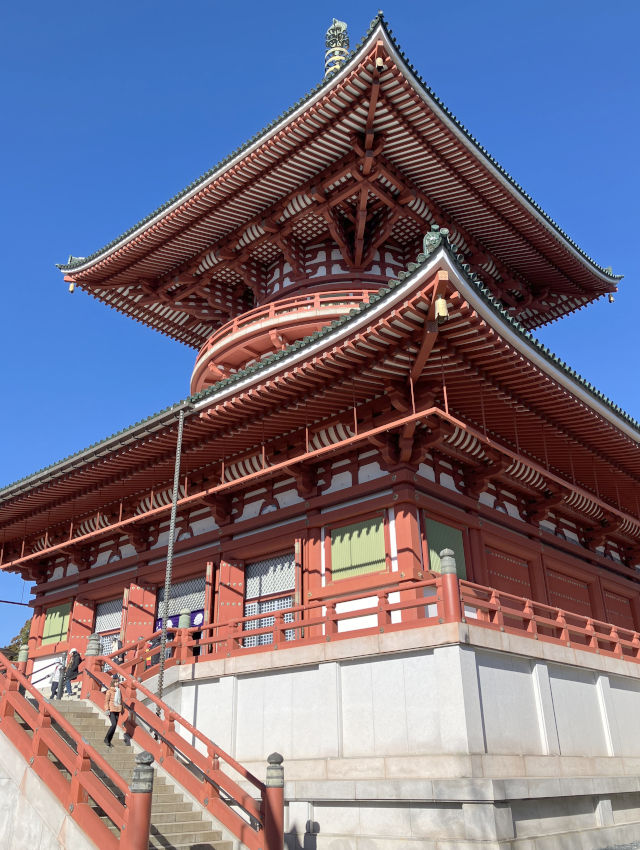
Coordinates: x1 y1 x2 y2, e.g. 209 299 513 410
154 609 205 632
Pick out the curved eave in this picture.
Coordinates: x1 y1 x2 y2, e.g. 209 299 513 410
58 17 620 295
6 239 637 520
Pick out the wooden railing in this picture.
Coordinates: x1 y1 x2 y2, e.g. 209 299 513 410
195 289 376 360
459 580 640 660
0 653 133 850
81 656 273 850
100 573 640 678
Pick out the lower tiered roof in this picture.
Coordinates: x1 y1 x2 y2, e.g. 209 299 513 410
2 230 638 573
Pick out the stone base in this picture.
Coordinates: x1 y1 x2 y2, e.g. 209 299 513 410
284 776 640 849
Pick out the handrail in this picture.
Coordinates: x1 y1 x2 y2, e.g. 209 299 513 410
0 651 129 850
195 289 376 359
81 655 268 850
98 571 640 680
459 579 640 659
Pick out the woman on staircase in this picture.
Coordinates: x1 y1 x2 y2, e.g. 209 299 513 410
103 673 123 747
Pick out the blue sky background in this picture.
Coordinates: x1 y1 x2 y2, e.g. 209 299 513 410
0 0 638 646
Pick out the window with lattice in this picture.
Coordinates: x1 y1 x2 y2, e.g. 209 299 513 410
243 554 296 647
95 598 123 634
330 515 386 581
156 576 206 628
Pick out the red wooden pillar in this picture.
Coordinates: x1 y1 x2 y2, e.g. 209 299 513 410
26 605 44 675
304 518 323 638
123 584 157 646
394 499 423 578
589 576 607 622
468 526 489 586
393 490 424 623
67 598 95 657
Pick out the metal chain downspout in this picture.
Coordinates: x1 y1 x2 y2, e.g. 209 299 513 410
157 407 187 711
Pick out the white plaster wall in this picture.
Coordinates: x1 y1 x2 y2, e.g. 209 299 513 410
340 650 441 757
0 730 97 850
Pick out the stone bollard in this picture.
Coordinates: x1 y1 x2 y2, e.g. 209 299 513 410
439 548 463 623
264 752 284 850
85 633 101 656
123 751 154 850
17 645 28 696
16 644 28 673
81 633 101 699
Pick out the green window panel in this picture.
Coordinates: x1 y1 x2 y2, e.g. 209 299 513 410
331 515 386 581
42 602 71 646
425 518 467 578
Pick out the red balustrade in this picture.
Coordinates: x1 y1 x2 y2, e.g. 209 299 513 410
81 656 271 850
195 289 376 361
0 653 141 850
99 573 640 678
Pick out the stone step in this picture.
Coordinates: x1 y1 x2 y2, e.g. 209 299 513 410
56 698 235 850
149 809 205 825
149 820 221 838
148 830 230 849
150 801 196 815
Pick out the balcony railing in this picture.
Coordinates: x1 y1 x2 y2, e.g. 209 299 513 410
97 573 640 683
195 289 376 361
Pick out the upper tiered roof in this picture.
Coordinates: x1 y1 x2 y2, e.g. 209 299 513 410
58 15 620 347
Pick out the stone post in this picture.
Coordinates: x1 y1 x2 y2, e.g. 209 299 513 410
122 751 154 850
440 548 463 623
81 633 101 699
176 608 191 663
17 644 28 696
264 752 284 850
16 644 28 674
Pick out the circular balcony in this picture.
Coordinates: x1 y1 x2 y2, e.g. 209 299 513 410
190 289 375 395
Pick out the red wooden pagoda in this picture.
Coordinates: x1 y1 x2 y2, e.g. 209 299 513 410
1 15 639 848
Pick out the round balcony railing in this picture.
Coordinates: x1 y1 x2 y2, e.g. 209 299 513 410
191 289 375 395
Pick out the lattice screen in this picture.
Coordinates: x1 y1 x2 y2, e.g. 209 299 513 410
243 596 295 647
95 598 123 634
245 554 295 601
99 633 121 657
157 576 206 617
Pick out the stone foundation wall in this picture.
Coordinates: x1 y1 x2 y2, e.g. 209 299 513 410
0 729 97 850
155 622 640 847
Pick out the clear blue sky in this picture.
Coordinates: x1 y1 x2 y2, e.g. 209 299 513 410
0 0 638 646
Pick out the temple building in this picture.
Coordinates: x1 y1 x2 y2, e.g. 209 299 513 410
1 14 640 850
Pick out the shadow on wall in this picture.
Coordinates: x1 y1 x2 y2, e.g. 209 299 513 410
285 822 319 850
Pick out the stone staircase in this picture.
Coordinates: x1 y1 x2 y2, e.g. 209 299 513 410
54 698 234 850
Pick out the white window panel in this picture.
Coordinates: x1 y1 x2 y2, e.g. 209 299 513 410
245 554 295 601
95 598 123 634
158 576 206 617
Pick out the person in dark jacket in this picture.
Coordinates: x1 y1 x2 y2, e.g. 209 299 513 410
62 648 81 697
